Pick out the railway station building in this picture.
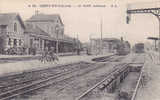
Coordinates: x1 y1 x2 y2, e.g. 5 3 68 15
25 13 76 54
0 12 78 55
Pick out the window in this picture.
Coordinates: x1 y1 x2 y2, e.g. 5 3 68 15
13 39 17 46
14 23 17 32
19 40 22 46
8 38 11 45
0 25 7 33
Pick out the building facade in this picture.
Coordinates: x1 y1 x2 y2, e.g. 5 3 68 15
0 12 77 55
25 13 75 54
25 13 64 39
90 38 121 54
24 24 54 54
0 13 25 54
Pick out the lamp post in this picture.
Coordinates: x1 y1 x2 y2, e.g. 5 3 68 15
76 34 80 55
100 18 103 54
55 25 59 54
89 34 93 54
153 15 160 62
89 34 96 54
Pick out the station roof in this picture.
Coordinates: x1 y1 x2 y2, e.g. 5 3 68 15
147 37 160 40
24 25 54 40
25 25 50 36
25 25 75 43
102 38 121 42
26 13 64 26
91 38 121 43
0 13 25 29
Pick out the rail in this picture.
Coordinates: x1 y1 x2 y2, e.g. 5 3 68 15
131 56 146 100
92 54 116 62
0 62 93 100
76 63 129 100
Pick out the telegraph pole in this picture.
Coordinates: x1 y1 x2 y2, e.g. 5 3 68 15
77 34 80 55
158 17 160 62
89 34 92 54
100 18 103 54
56 25 59 54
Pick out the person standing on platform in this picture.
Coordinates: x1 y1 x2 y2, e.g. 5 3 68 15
49 47 59 63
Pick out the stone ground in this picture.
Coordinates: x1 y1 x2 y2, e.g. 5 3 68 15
25 53 138 100
86 53 146 100
0 52 76 58
0 53 113 77
136 51 160 100
0 52 154 100
25 62 116 100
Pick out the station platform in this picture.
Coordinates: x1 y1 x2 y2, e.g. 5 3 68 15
0 53 113 77
136 51 160 100
0 52 77 60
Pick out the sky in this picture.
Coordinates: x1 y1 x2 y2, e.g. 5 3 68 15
0 0 159 45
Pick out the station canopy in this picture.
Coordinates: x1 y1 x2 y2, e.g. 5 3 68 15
102 38 121 43
147 37 160 40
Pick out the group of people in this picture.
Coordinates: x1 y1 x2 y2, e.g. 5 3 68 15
39 47 59 63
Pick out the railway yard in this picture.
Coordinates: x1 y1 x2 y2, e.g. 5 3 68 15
0 52 156 100
1 1 160 100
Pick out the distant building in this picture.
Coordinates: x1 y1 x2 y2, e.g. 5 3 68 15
0 13 25 53
90 38 121 54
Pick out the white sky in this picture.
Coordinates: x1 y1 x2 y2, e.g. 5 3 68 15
0 0 159 45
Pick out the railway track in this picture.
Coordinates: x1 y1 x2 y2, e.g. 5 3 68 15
41 63 119 100
130 56 146 100
46 63 113 97
76 63 130 100
92 54 125 62
0 63 75 86
0 62 91 89
0 54 145 100
0 61 113 100
92 54 115 62
0 62 95 100
76 54 145 100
